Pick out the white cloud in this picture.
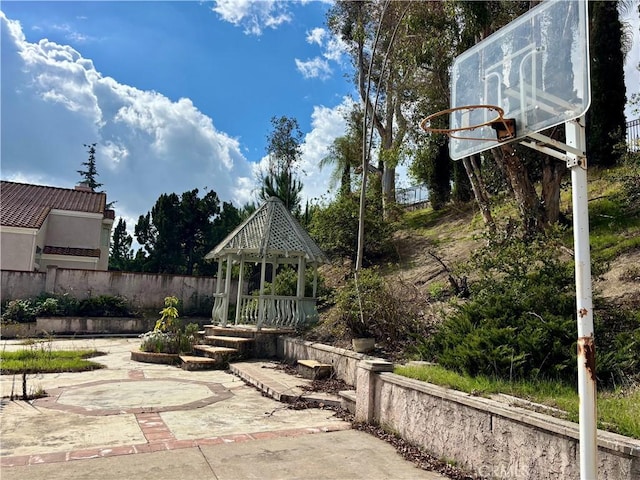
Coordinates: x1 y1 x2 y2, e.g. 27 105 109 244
1 12 254 220
211 0 291 36
1 10 352 223
295 57 331 80
297 27 347 79
299 97 354 204
306 27 325 46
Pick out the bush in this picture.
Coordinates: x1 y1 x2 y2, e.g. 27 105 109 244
77 295 133 317
1 294 136 323
310 193 395 265
426 228 578 382
332 268 432 354
140 296 198 354
1 300 38 323
423 227 640 387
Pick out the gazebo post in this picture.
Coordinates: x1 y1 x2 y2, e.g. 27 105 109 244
216 259 223 294
312 265 319 298
296 256 305 297
257 256 267 331
222 253 233 326
297 256 306 323
235 255 245 325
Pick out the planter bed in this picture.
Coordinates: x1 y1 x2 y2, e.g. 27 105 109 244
130 349 180 365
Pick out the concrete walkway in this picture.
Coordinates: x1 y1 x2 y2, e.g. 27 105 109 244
0 338 449 479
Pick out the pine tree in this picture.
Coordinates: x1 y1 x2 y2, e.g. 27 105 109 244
587 1 627 167
109 218 133 271
77 143 103 190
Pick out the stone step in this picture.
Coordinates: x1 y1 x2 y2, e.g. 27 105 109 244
204 335 254 348
192 345 239 366
203 336 254 358
203 325 257 339
297 359 333 380
179 355 220 371
338 390 356 414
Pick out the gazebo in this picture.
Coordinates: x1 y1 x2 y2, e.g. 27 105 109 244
204 197 328 330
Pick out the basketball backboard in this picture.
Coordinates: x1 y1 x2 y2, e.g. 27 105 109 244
448 0 590 160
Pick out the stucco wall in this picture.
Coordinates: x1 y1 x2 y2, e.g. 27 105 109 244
1 267 235 313
279 337 370 387
373 373 640 480
47 211 102 248
0 230 35 271
0 270 45 300
278 337 640 480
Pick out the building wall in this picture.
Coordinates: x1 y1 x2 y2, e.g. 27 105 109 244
46 211 102 248
39 254 99 271
0 228 36 271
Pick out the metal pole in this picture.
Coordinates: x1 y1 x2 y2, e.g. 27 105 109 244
566 117 597 479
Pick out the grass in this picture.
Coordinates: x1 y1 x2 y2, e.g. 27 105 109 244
395 363 640 440
0 347 105 374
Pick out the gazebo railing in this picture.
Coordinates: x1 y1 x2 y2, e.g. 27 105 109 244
236 295 318 329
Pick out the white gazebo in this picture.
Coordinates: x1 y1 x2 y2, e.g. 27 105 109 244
204 197 328 330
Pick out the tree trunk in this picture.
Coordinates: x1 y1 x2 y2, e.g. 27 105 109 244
541 156 566 224
462 156 494 229
498 144 547 235
381 164 396 220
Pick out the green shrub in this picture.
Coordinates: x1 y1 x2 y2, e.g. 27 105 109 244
77 295 133 317
426 228 578 381
310 193 395 264
333 268 431 354
424 227 640 387
1 299 38 323
140 296 198 354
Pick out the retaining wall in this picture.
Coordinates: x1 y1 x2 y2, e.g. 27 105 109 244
279 337 640 480
1 266 238 313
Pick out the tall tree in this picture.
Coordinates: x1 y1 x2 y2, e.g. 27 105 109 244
260 116 304 215
109 218 133 271
320 106 365 196
133 189 241 275
587 1 627 167
328 1 419 219
77 143 103 191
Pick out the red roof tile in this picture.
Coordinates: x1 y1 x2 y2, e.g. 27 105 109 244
42 246 101 258
1 181 108 228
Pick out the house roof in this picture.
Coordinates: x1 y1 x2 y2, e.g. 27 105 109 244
42 246 101 258
0 181 108 229
205 197 327 264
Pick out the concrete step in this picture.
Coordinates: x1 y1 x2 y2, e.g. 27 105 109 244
179 355 220 371
203 325 257 338
192 344 239 366
230 361 343 407
203 336 254 358
204 335 254 348
297 359 333 380
338 390 356 414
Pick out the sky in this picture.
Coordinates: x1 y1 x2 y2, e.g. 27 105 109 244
1 0 639 236
1 0 357 232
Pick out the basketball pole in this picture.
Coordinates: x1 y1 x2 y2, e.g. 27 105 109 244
566 116 598 480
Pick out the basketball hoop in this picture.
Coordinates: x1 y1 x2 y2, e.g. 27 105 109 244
420 104 516 142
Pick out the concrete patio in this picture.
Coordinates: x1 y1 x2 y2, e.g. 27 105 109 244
0 337 448 479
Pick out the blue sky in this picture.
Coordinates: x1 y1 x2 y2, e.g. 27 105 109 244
1 0 357 229
1 0 639 236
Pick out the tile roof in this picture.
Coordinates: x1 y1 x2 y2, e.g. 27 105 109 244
42 246 101 258
205 196 327 264
0 181 108 229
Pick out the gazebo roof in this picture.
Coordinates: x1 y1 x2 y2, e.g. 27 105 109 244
204 197 327 264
